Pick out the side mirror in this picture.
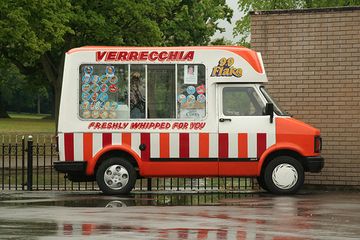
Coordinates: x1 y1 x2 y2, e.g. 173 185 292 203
264 103 274 123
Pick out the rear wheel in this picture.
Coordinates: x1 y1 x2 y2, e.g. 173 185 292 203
264 156 304 194
96 157 136 195
257 175 268 191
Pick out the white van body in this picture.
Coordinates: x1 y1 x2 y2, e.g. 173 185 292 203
55 46 323 195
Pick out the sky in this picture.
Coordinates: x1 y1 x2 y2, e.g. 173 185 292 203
212 0 245 43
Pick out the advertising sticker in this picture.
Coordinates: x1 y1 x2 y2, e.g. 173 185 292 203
184 65 198 84
83 66 93 75
91 83 100 93
100 84 109 93
106 66 115 76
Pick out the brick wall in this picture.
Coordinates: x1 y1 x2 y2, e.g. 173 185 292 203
251 7 360 187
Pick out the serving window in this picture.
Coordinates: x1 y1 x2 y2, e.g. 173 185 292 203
79 65 128 119
79 64 206 120
177 65 206 119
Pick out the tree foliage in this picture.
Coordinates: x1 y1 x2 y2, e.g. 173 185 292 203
0 58 50 116
0 0 73 65
159 0 232 45
0 0 232 123
234 0 360 45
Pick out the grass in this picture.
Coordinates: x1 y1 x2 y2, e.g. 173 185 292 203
0 113 55 134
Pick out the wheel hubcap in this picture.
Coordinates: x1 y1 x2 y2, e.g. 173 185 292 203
105 200 127 208
104 164 129 190
272 163 298 190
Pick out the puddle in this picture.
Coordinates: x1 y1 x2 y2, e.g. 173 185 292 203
0 191 360 239
0 192 264 208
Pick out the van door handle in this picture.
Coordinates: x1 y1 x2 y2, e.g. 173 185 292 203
219 118 232 122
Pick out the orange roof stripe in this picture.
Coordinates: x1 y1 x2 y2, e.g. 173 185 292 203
67 46 263 73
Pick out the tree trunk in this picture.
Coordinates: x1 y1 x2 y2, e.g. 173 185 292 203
37 94 41 114
40 42 69 135
40 53 59 134
53 77 62 134
0 98 9 118
54 52 66 134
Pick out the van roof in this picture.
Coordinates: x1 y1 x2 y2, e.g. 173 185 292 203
67 46 263 74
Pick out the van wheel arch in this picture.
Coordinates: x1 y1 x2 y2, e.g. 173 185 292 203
260 149 303 176
94 150 140 177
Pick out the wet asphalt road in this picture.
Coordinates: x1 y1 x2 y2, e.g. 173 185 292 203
0 190 359 239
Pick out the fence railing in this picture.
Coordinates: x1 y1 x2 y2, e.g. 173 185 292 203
0 135 258 192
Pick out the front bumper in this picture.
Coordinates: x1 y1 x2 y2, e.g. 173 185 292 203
303 156 324 173
54 161 94 182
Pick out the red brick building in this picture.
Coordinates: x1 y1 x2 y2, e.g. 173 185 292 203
251 7 360 187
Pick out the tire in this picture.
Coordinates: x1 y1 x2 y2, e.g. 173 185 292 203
257 175 268 191
96 157 136 195
264 156 304 194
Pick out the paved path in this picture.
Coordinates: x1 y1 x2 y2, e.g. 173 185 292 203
0 191 359 239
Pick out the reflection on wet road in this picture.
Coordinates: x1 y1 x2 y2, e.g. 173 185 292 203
0 191 360 239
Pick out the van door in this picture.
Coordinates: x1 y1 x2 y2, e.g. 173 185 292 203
217 84 275 176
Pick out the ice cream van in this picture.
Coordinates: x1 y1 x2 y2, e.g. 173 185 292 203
54 46 324 195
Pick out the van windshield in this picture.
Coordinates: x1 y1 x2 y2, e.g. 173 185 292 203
260 86 288 116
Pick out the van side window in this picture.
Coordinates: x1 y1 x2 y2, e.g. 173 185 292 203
129 65 146 119
177 65 206 119
147 65 176 118
223 87 264 116
79 64 129 119
79 64 206 120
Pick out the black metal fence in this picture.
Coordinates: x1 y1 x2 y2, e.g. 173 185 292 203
0 135 257 192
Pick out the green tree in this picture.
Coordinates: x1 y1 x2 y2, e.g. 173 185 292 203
159 0 232 46
210 37 234 45
0 60 23 118
0 59 49 117
0 0 73 121
0 0 232 128
234 0 360 46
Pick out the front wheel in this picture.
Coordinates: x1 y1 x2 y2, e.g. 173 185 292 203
264 156 304 194
96 157 136 195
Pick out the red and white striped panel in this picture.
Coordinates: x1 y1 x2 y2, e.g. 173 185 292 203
59 132 275 162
